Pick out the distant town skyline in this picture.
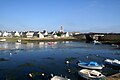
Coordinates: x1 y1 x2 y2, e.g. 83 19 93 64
0 0 120 32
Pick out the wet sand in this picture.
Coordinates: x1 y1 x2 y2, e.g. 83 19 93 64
105 73 120 80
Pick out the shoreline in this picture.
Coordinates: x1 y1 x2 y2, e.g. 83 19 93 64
0 37 80 42
21 37 79 42
0 37 120 45
105 73 120 80
1 37 120 45
0 48 10 50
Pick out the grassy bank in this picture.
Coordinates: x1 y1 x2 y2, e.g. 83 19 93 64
0 48 8 50
1 37 120 44
0 37 79 42
21 37 79 42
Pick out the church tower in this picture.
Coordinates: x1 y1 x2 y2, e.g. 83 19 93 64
60 25 64 33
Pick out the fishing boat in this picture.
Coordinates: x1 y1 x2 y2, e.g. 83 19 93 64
104 59 120 67
51 76 70 80
78 69 105 80
77 61 104 70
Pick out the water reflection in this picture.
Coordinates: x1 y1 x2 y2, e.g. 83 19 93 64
15 42 21 49
0 42 8 49
39 42 45 48
0 42 59 50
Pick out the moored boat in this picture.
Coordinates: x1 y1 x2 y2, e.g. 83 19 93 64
93 40 101 45
17 39 21 43
78 69 105 80
104 59 120 67
51 76 70 80
0 39 6 42
78 61 104 70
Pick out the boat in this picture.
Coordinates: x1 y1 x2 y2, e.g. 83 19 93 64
51 76 70 80
104 59 120 67
77 61 104 70
0 39 6 42
48 42 55 45
17 39 21 43
78 69 105 80
93 40 101 45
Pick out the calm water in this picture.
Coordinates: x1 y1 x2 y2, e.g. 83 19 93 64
0 41 120 80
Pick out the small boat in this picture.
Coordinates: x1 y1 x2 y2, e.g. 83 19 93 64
78 69 105 80
104 59 120 67
0 39 6 42
17 39 21 43
78 61 104 70
51 76 70 80
48 42 55 45
93 40 101 45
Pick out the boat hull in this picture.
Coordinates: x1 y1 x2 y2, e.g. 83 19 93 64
78 69 105 80
78 63 103 70
51 76 69 80
105 59 120 67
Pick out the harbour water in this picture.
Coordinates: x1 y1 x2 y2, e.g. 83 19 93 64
0 41 120 80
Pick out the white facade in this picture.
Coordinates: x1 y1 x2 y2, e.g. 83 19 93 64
61 32 69 37
65 32 69 37
53 35 58 38
0 32 2 36
44 31 48 36
52 31 56 35
38 32 44 38
15 31 20 37
3 32 8 37
26 31 34 38
8 32 12 37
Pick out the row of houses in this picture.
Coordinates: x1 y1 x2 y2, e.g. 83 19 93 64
0 30 71 38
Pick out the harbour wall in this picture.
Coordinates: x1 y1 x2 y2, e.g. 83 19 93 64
74 33 120 45
74 33 120 44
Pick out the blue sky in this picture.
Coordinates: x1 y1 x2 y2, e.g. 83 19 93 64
0 0 120 32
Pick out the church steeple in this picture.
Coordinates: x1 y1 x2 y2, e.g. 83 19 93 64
60 25 64 33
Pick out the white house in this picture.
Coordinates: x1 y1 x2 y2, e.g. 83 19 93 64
14 31 20 37
51 31 58 38
3 32 9 37
65 32 69 37
38 32 44 38
44 31 48 36
8 32 12 37
0 32 2 36
26 31 34 38
19 32 23 37
53 35 58 38
51 31 56 35
61 32 69 37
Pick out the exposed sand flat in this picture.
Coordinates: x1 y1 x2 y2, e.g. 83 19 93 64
105 73 120 80
0 48 8 50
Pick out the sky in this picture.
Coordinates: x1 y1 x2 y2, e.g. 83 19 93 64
0 0 120 32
